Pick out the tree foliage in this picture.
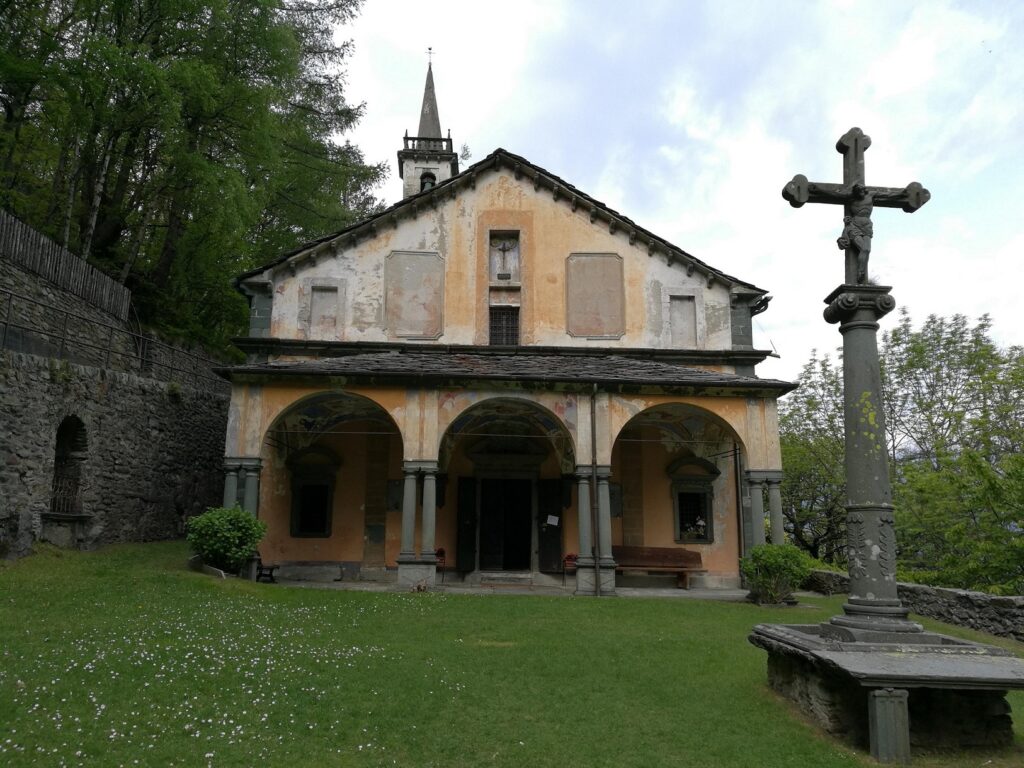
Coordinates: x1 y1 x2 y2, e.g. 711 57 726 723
779 312 1024 594
778 353 847 563
0 0 385 348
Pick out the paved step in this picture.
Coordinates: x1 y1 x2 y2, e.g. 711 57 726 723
479 572 533 586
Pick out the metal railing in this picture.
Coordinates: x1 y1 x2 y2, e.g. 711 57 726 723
1 287 229 392
403 135 454 152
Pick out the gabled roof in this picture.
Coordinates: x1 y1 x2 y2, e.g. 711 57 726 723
235 148 766 294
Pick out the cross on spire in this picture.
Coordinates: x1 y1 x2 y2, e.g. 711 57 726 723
782 127 930 283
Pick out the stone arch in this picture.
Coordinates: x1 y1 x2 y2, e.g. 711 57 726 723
259 391 404 568
262 389 403 453
437 395 577 474
436 396 578 576
610 402 745 583
51 415 88 516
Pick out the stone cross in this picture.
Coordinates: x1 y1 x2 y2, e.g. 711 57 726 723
783 128 929 635
782 127 930 284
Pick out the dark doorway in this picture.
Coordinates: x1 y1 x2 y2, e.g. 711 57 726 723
479 478 532 570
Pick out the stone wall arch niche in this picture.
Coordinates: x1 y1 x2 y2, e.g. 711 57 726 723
43 415 91 548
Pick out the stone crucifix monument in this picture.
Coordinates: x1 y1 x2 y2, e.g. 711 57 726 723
749 128 1024 764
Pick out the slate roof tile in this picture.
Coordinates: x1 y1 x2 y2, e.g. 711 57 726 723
224 349 794 392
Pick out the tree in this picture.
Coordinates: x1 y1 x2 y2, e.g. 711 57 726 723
0 0 386 350
780 313 1024 593
778 352 847 563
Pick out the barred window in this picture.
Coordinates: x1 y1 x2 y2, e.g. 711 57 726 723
489 306 520 346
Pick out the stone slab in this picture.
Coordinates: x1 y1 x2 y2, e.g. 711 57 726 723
750 623 1024 691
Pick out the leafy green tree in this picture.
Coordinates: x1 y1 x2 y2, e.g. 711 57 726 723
0 0 386 350
780 313 1024 593
778 352 847 563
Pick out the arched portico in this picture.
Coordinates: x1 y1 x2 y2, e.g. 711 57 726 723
252 391 404 576
435 397 577 585
610 402 748 588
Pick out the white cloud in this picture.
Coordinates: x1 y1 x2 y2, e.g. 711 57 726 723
336 0 1024 382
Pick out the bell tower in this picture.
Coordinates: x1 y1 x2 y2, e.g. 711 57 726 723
398 60 459 199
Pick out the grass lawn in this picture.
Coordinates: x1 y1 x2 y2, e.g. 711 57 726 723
1 543 1021 767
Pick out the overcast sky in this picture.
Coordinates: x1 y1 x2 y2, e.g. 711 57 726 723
340 0 1024 383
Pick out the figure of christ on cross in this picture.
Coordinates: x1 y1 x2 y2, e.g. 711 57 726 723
782 127 930 284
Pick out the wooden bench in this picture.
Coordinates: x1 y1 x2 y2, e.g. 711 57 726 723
255 559 279 583
611 545 706 588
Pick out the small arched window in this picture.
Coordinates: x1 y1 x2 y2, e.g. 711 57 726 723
52 416 88 516
420 171 436 191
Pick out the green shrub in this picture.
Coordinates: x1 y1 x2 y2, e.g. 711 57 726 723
741 544 813 605
186 507 266 574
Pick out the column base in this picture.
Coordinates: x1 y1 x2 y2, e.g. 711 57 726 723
831 597 922 634
574 564 616 596
397 561 437 590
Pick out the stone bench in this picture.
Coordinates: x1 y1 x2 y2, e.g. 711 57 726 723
611 545 706 588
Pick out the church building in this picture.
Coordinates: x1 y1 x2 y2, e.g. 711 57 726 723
218 65 795 593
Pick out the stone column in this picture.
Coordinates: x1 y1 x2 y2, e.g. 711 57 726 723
398 466 418 561
595 469 615 567
746 474 766 547
240 459 261 516
420 465 438 563
824 285 918 633
594 467 616 595
397 461 437 589
575 471 594 566
222 461 240 508
766 476 785 545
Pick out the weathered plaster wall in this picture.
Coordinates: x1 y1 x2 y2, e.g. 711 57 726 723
0 351 227 557
264 170 735 351
610 423 740 577
807 570 1024 642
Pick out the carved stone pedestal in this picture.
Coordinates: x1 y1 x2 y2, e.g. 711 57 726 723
397 559 437 589
750 623 1024 762
573 562 616 596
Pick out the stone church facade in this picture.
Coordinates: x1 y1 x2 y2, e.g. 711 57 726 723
218 65 794 593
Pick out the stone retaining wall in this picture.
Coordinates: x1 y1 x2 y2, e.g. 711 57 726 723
0 350 228 557
806 570 1024 643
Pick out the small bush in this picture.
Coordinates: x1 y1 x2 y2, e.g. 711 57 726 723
742 544 813 605
186 507 266 574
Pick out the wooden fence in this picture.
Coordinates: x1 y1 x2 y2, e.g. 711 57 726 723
0 210 130 320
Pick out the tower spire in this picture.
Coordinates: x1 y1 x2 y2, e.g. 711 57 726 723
417 61 442 139
397 55 458 199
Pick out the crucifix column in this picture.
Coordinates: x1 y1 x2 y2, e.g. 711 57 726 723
782 126 928 634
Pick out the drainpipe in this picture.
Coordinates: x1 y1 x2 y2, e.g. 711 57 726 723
733 442 746 581
590 383 602 597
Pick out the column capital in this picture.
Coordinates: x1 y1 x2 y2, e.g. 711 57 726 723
224 456 262 472
403 459 438 474
823 283 895 325
746 469 781 485
575 464 612 478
